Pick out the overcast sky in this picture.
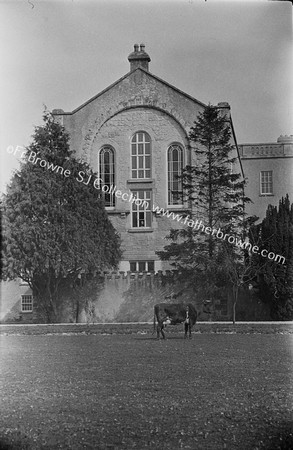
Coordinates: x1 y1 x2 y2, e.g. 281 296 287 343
1 0 292 192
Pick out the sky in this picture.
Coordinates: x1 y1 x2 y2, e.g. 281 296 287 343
0 0 292 193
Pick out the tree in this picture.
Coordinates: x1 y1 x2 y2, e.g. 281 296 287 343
219 226 263 324
2 112 121 322
157 104 251 307
250 195 293 320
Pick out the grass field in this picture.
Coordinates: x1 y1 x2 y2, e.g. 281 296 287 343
0 330 293 449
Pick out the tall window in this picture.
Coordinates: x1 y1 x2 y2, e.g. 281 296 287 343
131 190 152 228
168 144 183 205
131 132 151 179
260 170 273 195
99 146 115 207
21 295 33 312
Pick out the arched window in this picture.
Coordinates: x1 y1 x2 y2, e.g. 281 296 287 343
99 146 115 207
131 132 151 179
168 144 183 205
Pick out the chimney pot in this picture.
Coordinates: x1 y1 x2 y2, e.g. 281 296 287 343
128 44 151 72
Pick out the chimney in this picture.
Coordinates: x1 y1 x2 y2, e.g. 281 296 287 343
128 43 151 72
217 102 231 120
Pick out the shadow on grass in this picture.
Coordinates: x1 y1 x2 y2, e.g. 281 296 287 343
134 335 193 341
0 434 30 450
253 421 293 450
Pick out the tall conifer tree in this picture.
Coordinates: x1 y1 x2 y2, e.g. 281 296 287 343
2 112 121 322
158 105 250 302
251 195 293 320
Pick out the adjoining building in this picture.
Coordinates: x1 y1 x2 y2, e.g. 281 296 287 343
239 135 293 220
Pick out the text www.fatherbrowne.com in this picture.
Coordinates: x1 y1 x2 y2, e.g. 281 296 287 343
7 146 286 265
152 205 285 265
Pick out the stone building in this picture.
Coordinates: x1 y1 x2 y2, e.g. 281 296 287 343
0 45 249 323
52 44 243 273
239 135 293 220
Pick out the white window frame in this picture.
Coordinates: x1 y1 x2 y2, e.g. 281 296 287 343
131 190 152 228
167 144 184 206
131 132 151 179
21 295 33 312
129 261 155 272
260 170 273 195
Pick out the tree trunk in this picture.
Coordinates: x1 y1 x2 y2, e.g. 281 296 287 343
232 285 239 325
232 301 236 325
75 300 80 323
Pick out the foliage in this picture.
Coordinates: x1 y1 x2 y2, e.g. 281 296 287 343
157 104 251 309
2 112 121 322
250 195 293 320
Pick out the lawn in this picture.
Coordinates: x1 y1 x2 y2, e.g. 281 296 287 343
0 332 292 449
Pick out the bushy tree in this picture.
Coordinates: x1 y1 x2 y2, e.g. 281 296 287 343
157 105 251 307
250 195 293 320
2 112 121 322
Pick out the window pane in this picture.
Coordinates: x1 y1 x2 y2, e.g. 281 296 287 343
131 132 151 179
132 170 137 178
173 161 178 171
148 261 154 271
99 146 115 207
168 145 183 205
131 190 152 228
104 151 109 163
21 295 33 312
145 211 151 227
261 171 273 194
132 212 137 227
138 261 146 272
139 212 145 227
130 262 136 272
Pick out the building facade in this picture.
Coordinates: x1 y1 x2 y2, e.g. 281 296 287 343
1 45 250 323
239 135 293 220
52 44 242 273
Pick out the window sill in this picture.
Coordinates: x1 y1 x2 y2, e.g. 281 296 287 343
21 310 33 313
167 205 187 210
105 209 129 215
128 229 154 233
127 179 154 184
259 194 274 197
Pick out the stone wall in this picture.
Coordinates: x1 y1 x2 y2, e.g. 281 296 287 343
1 272 271 324
77 270 214 323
